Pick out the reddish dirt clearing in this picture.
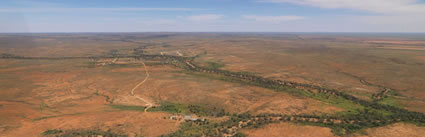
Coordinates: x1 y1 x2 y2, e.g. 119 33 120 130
1 111 179 137
241 122 336 137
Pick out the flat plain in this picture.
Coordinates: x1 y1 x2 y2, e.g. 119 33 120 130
0 33 424 137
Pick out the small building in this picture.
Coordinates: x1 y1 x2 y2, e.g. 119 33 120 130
170 115 206 122
170 116 178 120
184 115 198 121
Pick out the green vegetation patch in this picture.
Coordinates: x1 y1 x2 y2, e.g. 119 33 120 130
160 121 221 137
148 102 228 117
205 61 225 69
295 107 398 136
163 113 251 137
184 70 364 114
145 61 170 66
185 70 362 113
233 132 248 137
42 129 128 137
309 92 364 115
107 63 143 68
188 104 228 117
109 104 146 112
42 129 63 135
149 102 187 113
378 96 401 107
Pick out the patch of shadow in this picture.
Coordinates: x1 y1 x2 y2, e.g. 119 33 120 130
33 112 83 121
389 58 407 65
42 129 128 137
415 62 424 65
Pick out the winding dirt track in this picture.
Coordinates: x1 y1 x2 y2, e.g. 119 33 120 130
112 57 119 63
130 62 153 112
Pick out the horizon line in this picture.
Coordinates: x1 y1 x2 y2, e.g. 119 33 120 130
1 32 425 34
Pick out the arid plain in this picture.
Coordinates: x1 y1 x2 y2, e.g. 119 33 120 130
0 33 425 137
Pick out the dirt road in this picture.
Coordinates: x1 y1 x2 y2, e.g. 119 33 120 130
112 57 119 63
176 51 183 56
130 62 154 112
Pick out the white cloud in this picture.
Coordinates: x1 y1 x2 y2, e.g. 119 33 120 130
243 15 305 23
348 15 425 32
187 14 223 22
0 7 203 13
260 0 425 15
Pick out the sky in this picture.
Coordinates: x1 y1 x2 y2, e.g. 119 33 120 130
1 0 425 32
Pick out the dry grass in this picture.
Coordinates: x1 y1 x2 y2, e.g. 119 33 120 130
355 123 425 137
241 122 336 137
1 33 425 136
0 57 339 136
1 111 179 137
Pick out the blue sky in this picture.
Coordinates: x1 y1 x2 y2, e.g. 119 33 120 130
1 0 425 32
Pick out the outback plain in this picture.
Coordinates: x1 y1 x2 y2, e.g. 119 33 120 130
0 33 425 137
